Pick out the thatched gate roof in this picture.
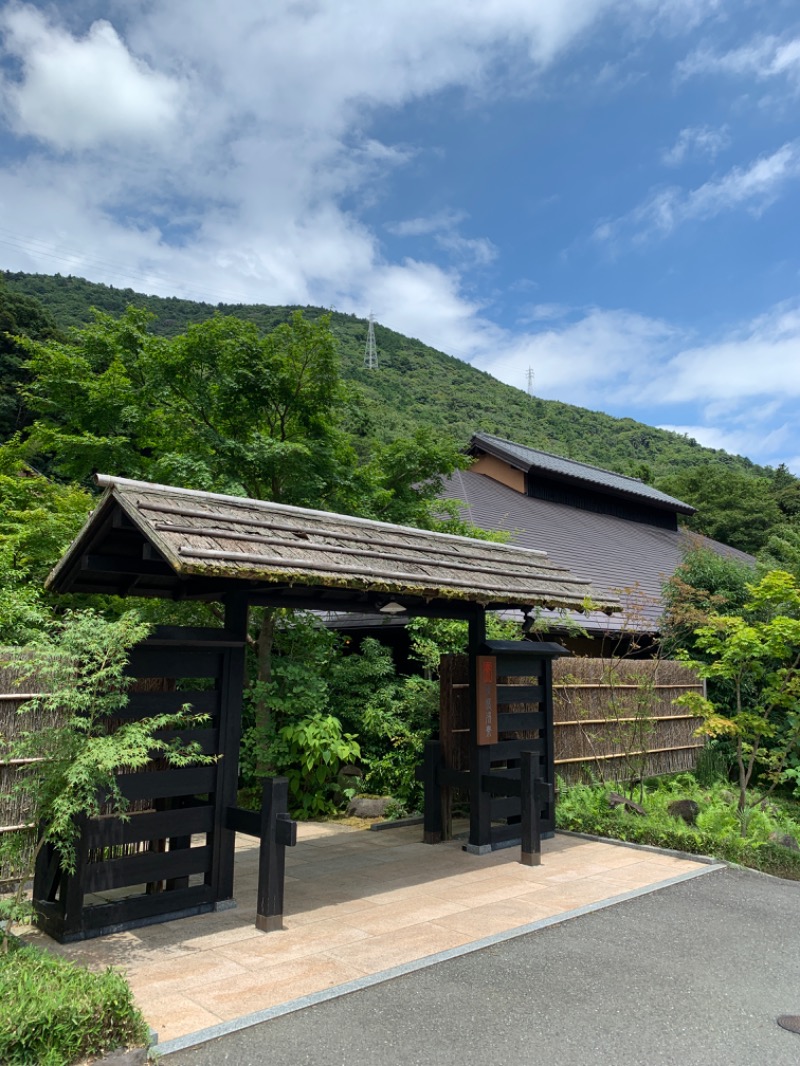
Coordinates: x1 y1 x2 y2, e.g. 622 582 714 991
47 475 620 617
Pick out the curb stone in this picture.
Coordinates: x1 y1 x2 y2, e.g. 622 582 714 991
79 1048 149 1066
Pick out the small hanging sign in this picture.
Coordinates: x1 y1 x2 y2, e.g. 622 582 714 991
476 655 498 745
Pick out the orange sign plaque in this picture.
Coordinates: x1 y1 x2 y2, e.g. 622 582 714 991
475 655 498 746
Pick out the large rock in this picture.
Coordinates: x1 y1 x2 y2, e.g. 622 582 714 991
667 799 700 825
347 796 393 819
769 832 800 853
607 791 646 816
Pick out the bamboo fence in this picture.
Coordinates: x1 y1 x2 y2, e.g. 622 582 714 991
439 654 705 791
0 650 56 885
552 657 704 784
0 652 182 885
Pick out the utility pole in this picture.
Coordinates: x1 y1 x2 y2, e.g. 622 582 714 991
363 313 378 369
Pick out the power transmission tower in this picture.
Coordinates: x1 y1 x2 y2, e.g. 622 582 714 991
363 313 378 369
526 367 535 396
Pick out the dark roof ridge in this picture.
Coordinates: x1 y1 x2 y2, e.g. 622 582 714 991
473 432 648 485
469 432 696 516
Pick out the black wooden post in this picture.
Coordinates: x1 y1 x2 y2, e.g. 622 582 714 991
422 739 443 844
520 750 542 867
542 655 556 836
209 592 249 906
256 776 297 932
467 607 492 854
61 814 88 939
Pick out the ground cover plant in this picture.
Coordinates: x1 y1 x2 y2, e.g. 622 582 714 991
556 771 800 880
0 938 149 1066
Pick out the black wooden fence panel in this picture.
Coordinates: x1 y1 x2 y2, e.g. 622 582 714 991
32 623 246 943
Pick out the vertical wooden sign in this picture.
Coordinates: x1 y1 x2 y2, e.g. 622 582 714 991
475 655 498 746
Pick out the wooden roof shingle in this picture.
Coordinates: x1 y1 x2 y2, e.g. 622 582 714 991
46 475 620 617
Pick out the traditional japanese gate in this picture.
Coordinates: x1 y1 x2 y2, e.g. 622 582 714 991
423 634 568 855
36 474 615 942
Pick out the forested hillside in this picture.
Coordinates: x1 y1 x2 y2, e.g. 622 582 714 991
0 270 763 478
5 269 800 556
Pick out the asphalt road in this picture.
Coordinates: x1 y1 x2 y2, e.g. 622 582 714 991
162 866 800 1066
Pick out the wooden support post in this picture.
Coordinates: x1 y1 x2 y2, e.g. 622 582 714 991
165 797 191 891
255 776 297 932
542 656 556 835
61 814 88 938
422 739 443 844
209 593 248 905
520 750 542 867
467 607 492 854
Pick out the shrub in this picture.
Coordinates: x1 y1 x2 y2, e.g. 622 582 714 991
0 940 149 1066
556 776 800 880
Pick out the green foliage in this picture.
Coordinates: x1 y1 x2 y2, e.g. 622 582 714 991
693 741 734 787
760 524 800 582
0 454 91 568
556 776 800 879
356 428 469 527
657 467 782 554
0 461 93 642
0 609 214 944
267 713 361 819
0 940 149 1066
0 278 61 441
3 270 780 488
360 675 439 812
674 569 800 820
19 307 357 507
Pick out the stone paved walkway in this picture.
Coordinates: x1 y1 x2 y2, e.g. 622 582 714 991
24 823 712 1046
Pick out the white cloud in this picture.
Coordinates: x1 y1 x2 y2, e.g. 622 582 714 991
640 302 800 408
474 307 679 401
597 142 800 243
387 210 497 267
677 34 800 90
2 0 785 470
658 423 790 459
661 124 730 166
387 211 466 238
0 3 186 151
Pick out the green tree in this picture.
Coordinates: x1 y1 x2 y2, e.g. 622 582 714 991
760 524 800 582
0 280 61 441
676 570 800 823
657 467 782 555
0 449 93 643
0 610 213 950
660 545 753 656
770 463 800 521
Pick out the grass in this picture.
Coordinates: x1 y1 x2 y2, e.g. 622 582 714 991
556 774 800 881
0 938 149 1066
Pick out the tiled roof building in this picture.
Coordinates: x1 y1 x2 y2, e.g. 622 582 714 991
437 433 754 644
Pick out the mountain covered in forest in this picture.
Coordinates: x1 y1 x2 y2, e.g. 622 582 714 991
1 270 764 483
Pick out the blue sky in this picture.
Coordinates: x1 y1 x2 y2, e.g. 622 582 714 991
1 1 799 470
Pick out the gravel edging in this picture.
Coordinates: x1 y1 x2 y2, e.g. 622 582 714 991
78 1047 149 1066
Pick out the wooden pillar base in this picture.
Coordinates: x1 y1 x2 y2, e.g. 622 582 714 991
463 842 492 856
256 914 284 933
520 851 542 867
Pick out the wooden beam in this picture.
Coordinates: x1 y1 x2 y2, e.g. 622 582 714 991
82 555 174 577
